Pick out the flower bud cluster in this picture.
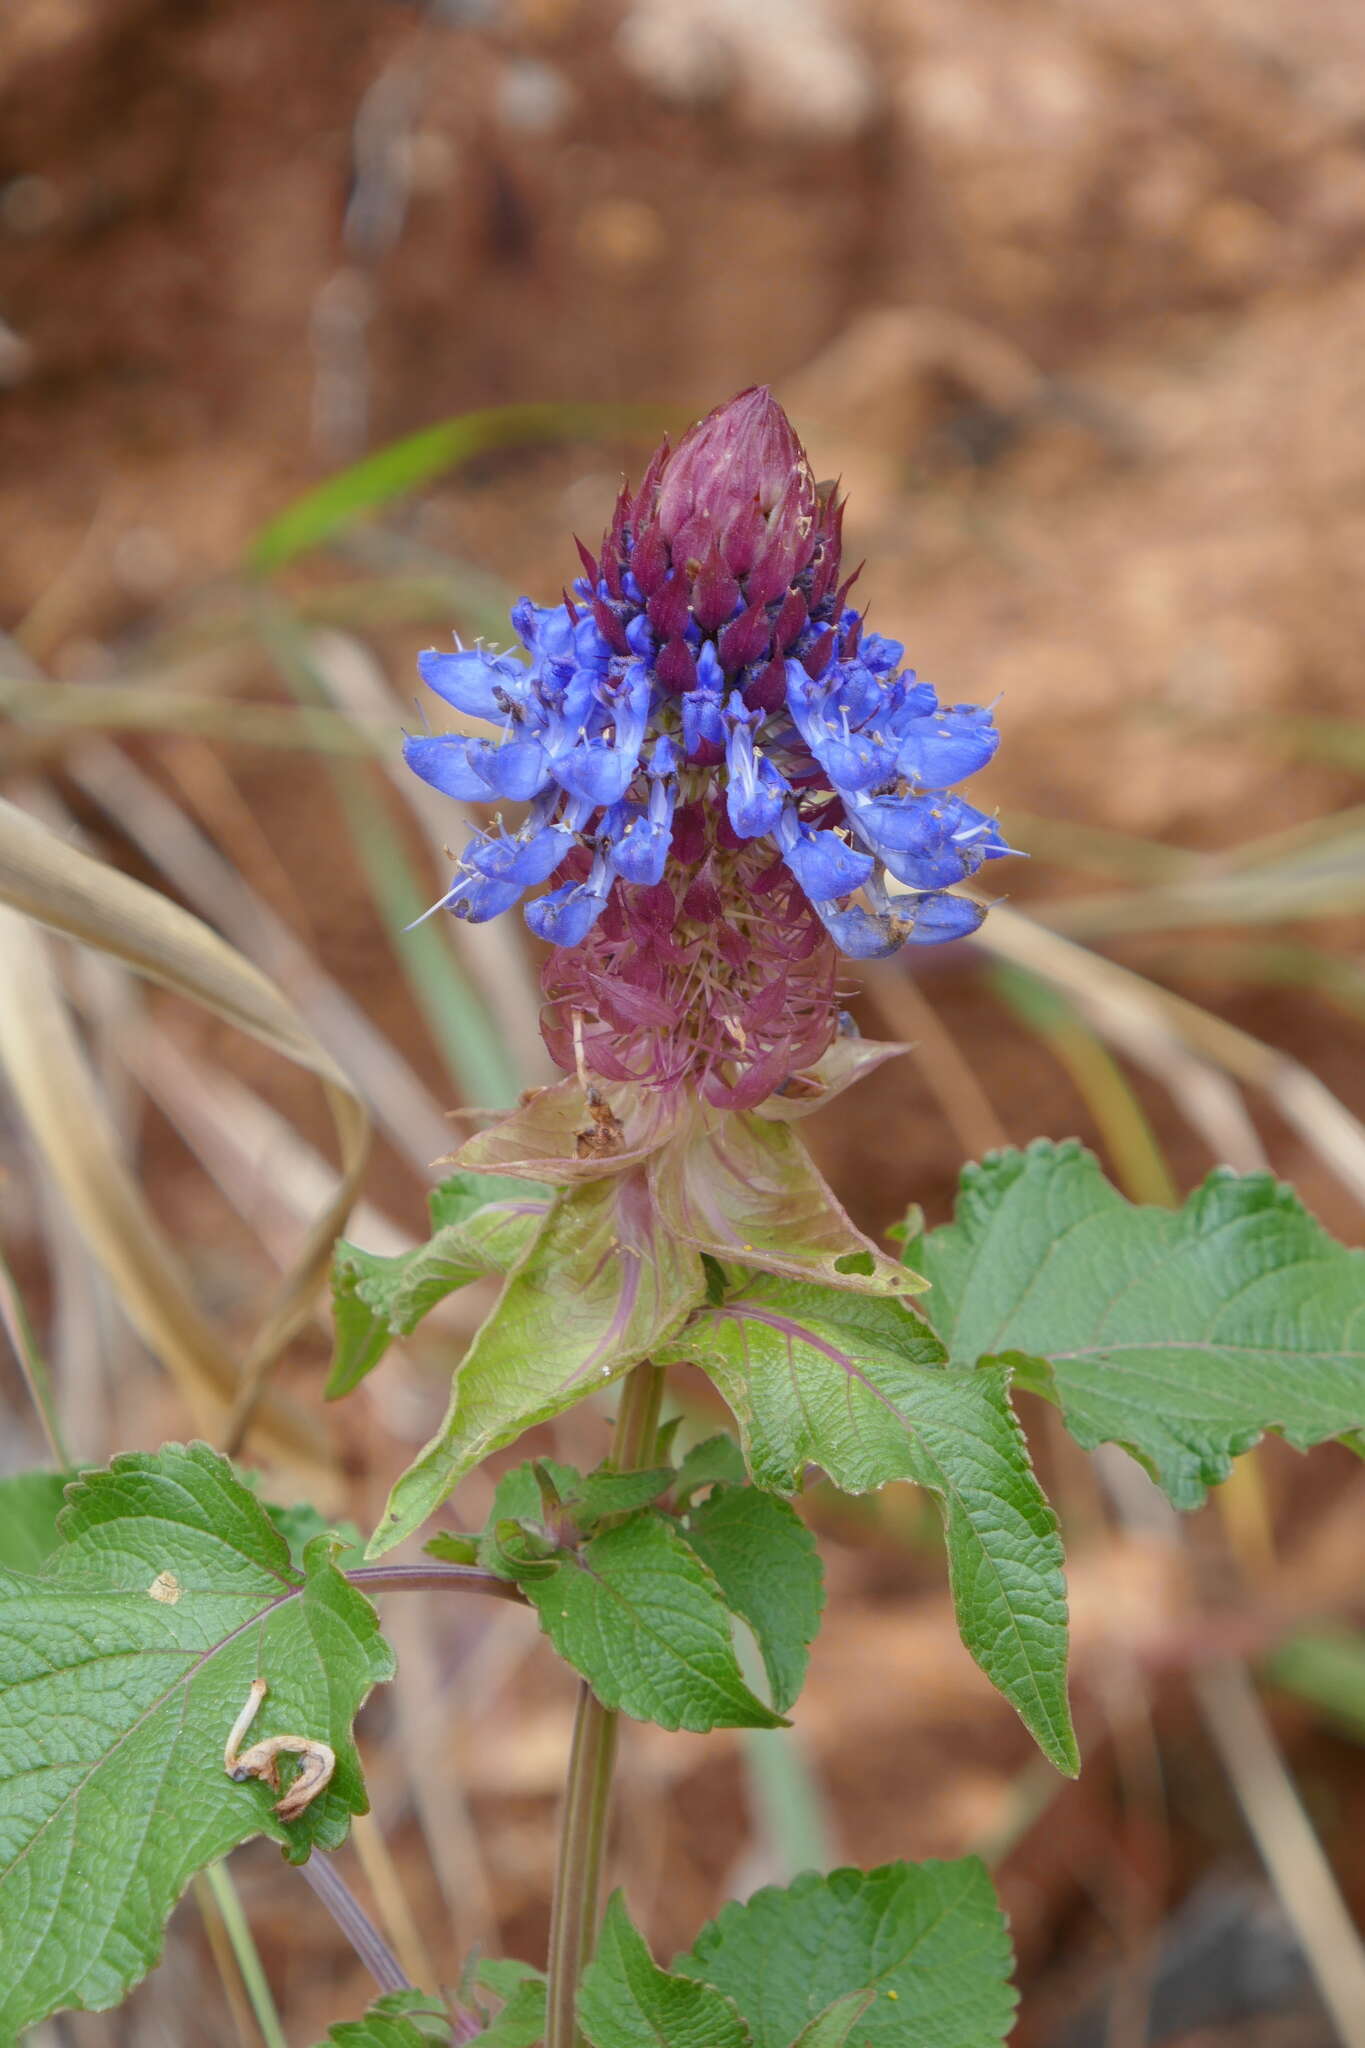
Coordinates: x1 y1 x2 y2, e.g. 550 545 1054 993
407 388 1012 1104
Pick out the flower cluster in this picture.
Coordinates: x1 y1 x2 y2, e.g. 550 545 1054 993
407 388 1012 1105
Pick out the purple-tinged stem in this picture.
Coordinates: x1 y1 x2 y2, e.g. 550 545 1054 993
297 1851 410 1995
346 1562 526 1602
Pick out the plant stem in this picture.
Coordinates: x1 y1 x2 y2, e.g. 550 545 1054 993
192 1869 258 2048
297 1848 411 1995
346 1562 526 1601
544 1362 664 2048
202 1859 288 2048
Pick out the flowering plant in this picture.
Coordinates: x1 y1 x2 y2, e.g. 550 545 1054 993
3 393 1363 2048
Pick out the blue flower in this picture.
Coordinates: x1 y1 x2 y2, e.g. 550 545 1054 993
407 388 1014 973
723 695 789 838
524 853 614 946
417 645 529 721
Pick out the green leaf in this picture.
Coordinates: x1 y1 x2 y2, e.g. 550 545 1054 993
468 1986 547 2047
580 1893 753 2048
314 1988 452 2046
425 1171 540 1230
475 1956 546 1999
683 1486 823 1713
672 1433 747 1509
370 1172 708 1555
0 1443 394 2035
661 1281 947 1494
328 1183 549 1399
473 1460 581 1574
519 1510 782 1731
264 1498 366 1574
661 1279 1077 1773
653 1112 924 1297
565 1464 676 1527
423 1530 481 1565
0 1469 69 1572
248 400 667 572
911 1140 1365 1508
787 1991 876 2048
676 1859 1016 2048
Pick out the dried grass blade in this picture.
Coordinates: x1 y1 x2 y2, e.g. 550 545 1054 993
0 907 257 1436
0 799 371 1458
973 905 1365 1198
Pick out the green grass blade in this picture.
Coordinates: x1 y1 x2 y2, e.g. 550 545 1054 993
248 402 671 573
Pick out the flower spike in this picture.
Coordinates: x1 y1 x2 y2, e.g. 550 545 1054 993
409 387 1013 1106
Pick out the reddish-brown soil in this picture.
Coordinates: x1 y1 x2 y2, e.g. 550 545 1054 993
2 1 1363 2041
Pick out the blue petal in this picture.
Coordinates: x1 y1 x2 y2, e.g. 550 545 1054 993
900 890 987 944
943 797 1014 859
625 612 655 660
481 736 554 801
823 662 883 729
697 641 725 694
553 669 650 806
606 806 670 885
895 705 999 787
723 704 789 838
556 745 634 807
812 901 909 959
726 752 787 838
847 792 946 857
524 871 612 946
418 647 527 720
781 826 874 901
681 687 725 758
782 658 824 745
403 732 497 802
542 669 597 742
881 677 937 731
877 841 974 891
575 617 612 669
859 632 905 674
513 598 576 664
468 824 572 887
812 727 895 792
433 866 524 924
649 733 679 777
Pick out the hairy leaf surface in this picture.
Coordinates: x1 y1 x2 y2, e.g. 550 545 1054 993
683 1486 823 1713
580 1894 752 2048
370 1173 707 1554
328 1174 549 1398
518 1511 781 1732
911 1141 1365 1507
672 1433 747 1508
676 1860 1015 2048
787 1992 876 2047
0 1469 68 1573
662 1278 1076 1770
0 1444 393 2034
651 1112 924 1297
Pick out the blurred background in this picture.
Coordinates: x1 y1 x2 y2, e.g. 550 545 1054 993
2 0 1364 2042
